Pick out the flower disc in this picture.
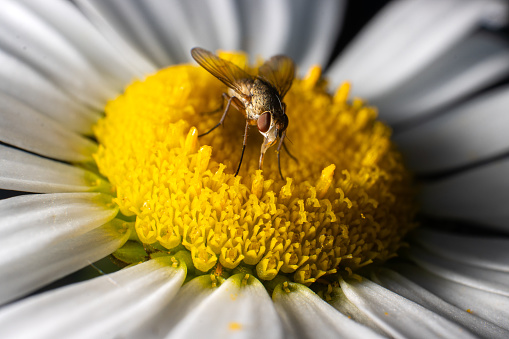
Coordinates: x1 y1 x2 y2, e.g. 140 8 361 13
93 52 416 286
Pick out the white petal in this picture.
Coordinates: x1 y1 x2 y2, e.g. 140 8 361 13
0 193 118 281
0 92 97 162
328 286 388 336
0 257 185 339
18 0 141 87
0 49 99 134
412 228 509 272
273 282 382 339
397 263 509 331
0 0 116 108
327 0 508 99
0 220 129 305
84 0 176 66
0 192 117 251
372 268 509 338
340 278 477 338
419 159 509 232
409 245 509 297
203 0 242 50
237 0 292 60
76 0 181 67
125 275 217 339
166 274 283 339
141 0 215 63
285 0 346 72
73 0 157 74
172 1 226 56
0 145 107 193
375 32 509 124
394 85 509 174
75 0 344 74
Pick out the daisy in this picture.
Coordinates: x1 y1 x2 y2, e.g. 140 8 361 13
0 0 508 338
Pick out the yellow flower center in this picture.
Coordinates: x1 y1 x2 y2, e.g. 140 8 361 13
93 52 416 286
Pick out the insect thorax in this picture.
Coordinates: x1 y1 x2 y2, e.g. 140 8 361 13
250 78 284 118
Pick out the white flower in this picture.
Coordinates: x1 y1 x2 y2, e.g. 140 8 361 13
1 0 509 338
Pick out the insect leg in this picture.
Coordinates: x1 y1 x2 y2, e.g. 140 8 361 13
235 120 250 176
283 142 299 164
199 93 232 137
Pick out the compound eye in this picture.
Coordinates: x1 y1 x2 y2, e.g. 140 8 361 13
257 112 271 133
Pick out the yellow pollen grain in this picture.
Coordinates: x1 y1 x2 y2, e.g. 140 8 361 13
229 322 242 331
93 52 416 284
210 274 218 288
283 281 291 293
171 257 178 268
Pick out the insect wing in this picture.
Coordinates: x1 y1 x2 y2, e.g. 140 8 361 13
258 55 295 98
191 47 254 97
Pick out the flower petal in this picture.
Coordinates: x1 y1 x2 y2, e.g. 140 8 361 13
394 85 509 174
237 0 292 60
81 0 291 64
327 0 508 100
408 245 509 297
124 275 218 339
375 32 509 124
285 0 345 71
78 0 178 66
412 228 509 272
166 274 283 339
73 0 157 74
397 263 509 331
273 282 382 339
0 49 99 134
419 159 509 231
372 268 509 338
0 192 117 250
328 286 388 336
339 278 478 338
0 257 185 339
0 0 117 108
0 145 107 193
0 92 97 162
77 0 227 65
0 219 129 305
19 0 143 87
141 0 239 63
202 0 242 50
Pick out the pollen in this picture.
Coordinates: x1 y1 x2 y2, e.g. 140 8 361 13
93 52 416 286
229 322 242 331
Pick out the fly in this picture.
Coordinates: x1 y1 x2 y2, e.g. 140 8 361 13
191 47 295 180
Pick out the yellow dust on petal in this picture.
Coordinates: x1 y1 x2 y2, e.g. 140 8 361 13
229 322 242 331
93 52 416 284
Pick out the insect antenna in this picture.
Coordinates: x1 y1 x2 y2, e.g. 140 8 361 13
283 140 299 164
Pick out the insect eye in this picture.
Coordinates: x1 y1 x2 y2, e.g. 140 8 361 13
257 112 271 133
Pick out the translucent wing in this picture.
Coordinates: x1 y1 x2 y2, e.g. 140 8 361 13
258 55 295 98
191 47 254 97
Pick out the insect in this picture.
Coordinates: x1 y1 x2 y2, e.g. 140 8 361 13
191 47 295 180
